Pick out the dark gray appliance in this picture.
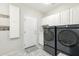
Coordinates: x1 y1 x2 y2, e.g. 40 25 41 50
43 25 56 56
56 24 79 56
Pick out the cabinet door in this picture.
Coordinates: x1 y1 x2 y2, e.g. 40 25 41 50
24 17 37 48
49 13 61 26
60 9 70 25
9 5 20 38
42 13 60 26
70 6 79 24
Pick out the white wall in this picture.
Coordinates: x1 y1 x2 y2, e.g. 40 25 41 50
0 3 24 55
0 3 9 26
0 3 9 15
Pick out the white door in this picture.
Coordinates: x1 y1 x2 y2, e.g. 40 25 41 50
60 9 70 25
70 6 79 24
24 17 37 48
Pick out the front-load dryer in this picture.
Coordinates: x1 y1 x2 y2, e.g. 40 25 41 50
56 24 79 56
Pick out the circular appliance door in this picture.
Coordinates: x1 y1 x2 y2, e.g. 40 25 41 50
44 29 54 41
58 30 78 47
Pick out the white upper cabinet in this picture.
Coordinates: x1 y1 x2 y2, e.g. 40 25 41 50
70 6 79 24
50 13 61 26
9 5 20 38
42 13 60 26
42 6 79 26
60 9 70 25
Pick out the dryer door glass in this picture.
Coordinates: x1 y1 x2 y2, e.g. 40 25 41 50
58 30 78 47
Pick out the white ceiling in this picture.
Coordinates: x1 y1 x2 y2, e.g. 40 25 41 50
14 3 60 14
23 3 60 13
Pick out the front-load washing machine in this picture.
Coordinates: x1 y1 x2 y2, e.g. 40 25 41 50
43 25 58 56
56 24 79 56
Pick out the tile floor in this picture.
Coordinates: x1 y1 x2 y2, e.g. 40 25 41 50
25 45 51 56
14 45 51 56
13 45 67 56
25 49 51 56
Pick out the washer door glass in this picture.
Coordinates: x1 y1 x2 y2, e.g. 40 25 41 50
44 29 54 41
58 30 78 47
